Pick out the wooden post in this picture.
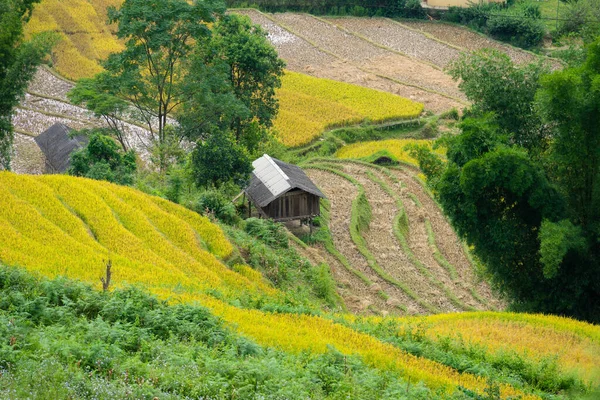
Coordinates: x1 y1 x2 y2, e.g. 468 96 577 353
248 199 252 218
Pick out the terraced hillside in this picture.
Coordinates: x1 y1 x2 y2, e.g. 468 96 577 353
0 172 276 301
233 10 560 112
1 172 598 399
11 66 423 173
296 158 502 315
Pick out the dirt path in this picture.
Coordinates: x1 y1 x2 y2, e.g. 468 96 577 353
307 168 427 314
341 163 458 312
389 166 503 309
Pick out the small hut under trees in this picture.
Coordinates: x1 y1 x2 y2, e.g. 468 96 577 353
34 123 88 173
245 154 325 222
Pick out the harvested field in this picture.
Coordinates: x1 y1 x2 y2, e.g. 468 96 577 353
400 20 562 69
306 168 427 315
329 17 461 69
236 9 464 113
28 67 74 101
271 13 465 101
11 134 45 175
13 108 91 135
345 164 458 312
390 167 503 310
9 67 157 172
305 160 500 315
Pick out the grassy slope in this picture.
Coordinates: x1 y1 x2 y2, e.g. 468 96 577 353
0 173 599 398
24 0 423 147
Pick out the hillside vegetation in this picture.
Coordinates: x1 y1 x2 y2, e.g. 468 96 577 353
0 172 275 301
23 1 423 148
1 172 599 398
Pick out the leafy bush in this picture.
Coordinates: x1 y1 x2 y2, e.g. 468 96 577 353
244 217 289 249
69 130 136 185
191 131 252 188
559 0 600 42
195 189 239 224
443 3 544 49
486 10 545 49
0 266 424 399
440 108 460 121
419 120 439 139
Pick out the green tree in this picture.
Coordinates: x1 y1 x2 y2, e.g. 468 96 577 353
67 78 130 151
71 0 224 171
0 0 55 169
191 131 251 188
449 49 550 155
69 130 137 185
414 41 600 322
536 39 600 230
202 14 285 147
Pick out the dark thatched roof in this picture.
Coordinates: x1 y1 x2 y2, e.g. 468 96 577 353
245 154 325 208
34 123 88 173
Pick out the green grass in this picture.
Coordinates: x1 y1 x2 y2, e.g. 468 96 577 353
0 265 441 399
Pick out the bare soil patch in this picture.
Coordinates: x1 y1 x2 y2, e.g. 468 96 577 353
11 133 44 175
342 163 457 312
236 9 462 113
271 13 465 101
29 67 74 101
390 166 503 309
307 168 427 314
329 17 461 69
400 20 562 70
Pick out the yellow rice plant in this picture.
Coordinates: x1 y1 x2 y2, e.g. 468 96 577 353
336 138 445 166
281 71 423 122
154 292 538 400
422 312 600 387
147 194 234 259
274 71 424 147
0 173 276 300
25 0 124 80
51 36 106 80
272 109 326 147
361 312 600 388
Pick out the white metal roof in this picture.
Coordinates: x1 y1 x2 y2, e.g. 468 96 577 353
251 154 292 198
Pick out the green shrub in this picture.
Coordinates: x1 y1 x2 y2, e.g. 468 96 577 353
440 108 460 121
486 10 544 49
195 189 239 224
310 263 338 306
419 120 439 139
443 3 544 49
244 217 289 249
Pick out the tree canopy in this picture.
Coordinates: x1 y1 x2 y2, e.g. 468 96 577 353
0 0 55 169
71 0 225 171
70 4 284 189
413 40 600 322
69 130 137 185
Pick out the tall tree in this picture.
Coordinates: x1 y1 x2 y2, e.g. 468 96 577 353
206 14 285 146
448 49 550 155
74 0 224 171
536 39 600 230
412 41 600 322
0 0 55 169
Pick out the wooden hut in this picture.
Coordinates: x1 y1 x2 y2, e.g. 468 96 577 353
34 123 88 173
245 154 325 222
